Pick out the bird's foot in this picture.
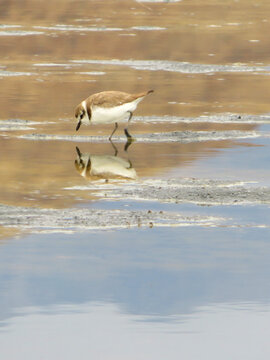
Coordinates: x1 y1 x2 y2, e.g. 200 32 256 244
124 128 135 140
124 137 135 152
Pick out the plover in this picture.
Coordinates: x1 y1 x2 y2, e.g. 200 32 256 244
74 90 154 140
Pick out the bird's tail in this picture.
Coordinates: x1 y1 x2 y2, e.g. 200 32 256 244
131 89 154 102
137 89 154 98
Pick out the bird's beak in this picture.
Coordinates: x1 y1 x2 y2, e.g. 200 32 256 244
76 120 81 131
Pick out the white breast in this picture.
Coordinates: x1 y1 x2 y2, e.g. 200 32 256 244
91 98 143 124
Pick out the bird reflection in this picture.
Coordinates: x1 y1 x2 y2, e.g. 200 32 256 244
75 144 137 180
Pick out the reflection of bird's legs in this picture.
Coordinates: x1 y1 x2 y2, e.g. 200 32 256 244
124 111 133 139
109 122 118 141
76 146 83 165
124 111 135 152
109 139 118 156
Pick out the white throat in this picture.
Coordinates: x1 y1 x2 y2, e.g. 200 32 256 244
81 100 90 124
82 100 87 114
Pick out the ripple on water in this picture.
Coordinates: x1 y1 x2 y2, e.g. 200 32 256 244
0 30 44 36
70 59 270 74
131 26 166 31
0 119 40 131
0 25 22 29
0 70 36 77
136 0 182 2
34 25 123 32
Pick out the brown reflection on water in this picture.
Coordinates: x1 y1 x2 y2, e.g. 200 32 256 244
1 0 270 121
0 227 18 241
0 135 255 209
1 0 270 65
1 72 270 124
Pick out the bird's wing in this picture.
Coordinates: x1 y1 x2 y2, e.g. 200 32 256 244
89 91 151 108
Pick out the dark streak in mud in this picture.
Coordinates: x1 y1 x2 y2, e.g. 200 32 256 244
69 178 270 206
16 130 262 143
0 204 225 232
136 114 270 124
0 119 39 131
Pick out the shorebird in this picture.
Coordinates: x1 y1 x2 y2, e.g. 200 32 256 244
74 89 154 140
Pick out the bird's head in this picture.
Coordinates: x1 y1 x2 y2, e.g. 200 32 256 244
74 103 86 131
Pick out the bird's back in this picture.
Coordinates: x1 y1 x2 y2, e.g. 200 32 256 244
88 90 153 108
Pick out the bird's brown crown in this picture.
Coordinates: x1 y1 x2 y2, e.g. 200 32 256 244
74 103 85 119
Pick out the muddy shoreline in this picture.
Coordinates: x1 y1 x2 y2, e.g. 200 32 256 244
67 178 270 206
0 204 226 232
13 130 266 143
1 177 270 233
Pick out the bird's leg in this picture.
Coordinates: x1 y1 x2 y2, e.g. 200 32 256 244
75 146 83 165
109 122 118 141
124 111 135 140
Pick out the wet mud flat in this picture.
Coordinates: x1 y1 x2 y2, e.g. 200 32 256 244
1 176 270 234
3 112 270 142
69 178 270 206
16 129 265 143
0 204 226 233
1 113 270 234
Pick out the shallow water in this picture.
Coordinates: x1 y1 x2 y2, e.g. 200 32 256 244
1 228 270 360
1 0 270 358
